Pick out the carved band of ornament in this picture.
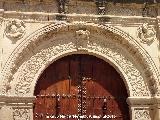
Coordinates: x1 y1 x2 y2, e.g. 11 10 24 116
4 19 26 43
1 22 67 94
1 22 159 96
13 108 30 120
134 109 151 120
137 23 157 45
14 38 149 97
97 24 159 94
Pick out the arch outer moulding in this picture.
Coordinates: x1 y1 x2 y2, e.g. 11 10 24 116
0 22 159 120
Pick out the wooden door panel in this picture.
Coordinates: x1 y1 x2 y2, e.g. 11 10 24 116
34 54 130 120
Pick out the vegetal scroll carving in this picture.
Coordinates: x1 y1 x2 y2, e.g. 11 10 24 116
13 108 30 120
135 109 151 120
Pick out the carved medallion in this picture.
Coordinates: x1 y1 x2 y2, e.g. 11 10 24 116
137 23 156 45
5 19 25 42
75 29 90 49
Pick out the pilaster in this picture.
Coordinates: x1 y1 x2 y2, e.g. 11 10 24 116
127 97 160 120
0 96 35 120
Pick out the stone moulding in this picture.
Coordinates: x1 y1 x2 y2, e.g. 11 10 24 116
1 22 159 97
1 11 159 26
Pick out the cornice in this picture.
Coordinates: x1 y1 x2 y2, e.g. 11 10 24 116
127 97 160 106
2 12 159 27
0 96 35 104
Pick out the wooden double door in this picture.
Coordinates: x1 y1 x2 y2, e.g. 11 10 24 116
34 54 130 119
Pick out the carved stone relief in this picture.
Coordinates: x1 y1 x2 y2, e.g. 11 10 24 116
95 0 106 15
5 19 25 43
12 32 150 97
134 109 151 120
137 23 157 45
13 108 30 120
57 0 68 14
76 29 90 49
1 22 159 97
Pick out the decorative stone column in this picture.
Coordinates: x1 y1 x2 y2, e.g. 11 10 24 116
0 96 35 120
127 97 160 120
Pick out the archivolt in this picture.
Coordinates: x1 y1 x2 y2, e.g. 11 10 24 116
1 22 159 97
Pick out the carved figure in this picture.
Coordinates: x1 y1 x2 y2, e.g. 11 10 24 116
76 29 90 40
57 0 67 13
137 23 156 45
5 19 25 42
95 0 106 15
75 29 90 49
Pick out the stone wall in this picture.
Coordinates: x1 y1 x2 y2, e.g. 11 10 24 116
0 0 160 120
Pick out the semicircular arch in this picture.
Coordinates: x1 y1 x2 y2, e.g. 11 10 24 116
1 22 159 97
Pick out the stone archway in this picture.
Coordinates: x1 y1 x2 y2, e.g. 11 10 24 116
1 22 159 120
33 54 130 120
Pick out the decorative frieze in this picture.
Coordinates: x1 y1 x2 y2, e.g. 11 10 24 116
13 108 30 120
134 108 151 120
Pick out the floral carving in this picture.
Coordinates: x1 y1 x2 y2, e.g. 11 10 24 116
1 22 159 97
137 23 157 45
5 19 25 42
13 34 150 97
13 108 30 120
135 109 151 120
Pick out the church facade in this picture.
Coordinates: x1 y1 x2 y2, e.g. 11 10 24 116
0 0 160 120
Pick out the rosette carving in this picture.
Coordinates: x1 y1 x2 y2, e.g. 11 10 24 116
137 23 156 45
5 19 25 42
